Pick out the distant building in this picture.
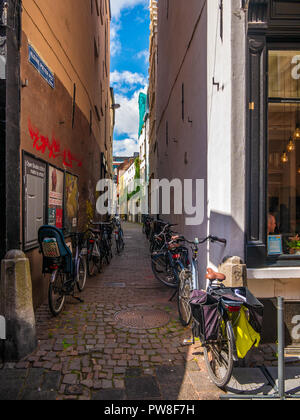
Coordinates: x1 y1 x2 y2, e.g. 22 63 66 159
148 0 158 184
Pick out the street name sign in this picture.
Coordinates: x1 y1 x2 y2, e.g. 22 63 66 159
28 44 55 89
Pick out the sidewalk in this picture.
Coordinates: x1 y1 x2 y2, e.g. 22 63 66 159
1 222 300 400
0 223 223 400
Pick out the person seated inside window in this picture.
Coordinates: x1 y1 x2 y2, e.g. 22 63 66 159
268 214 277 235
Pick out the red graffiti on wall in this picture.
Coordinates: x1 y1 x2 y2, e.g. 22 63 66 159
28 119 83 168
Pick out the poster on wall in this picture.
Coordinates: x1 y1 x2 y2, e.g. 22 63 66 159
48 166 64 229
23 153 47 250
65 173 79 231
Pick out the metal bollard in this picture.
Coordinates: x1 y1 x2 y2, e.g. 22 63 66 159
277 296 285 400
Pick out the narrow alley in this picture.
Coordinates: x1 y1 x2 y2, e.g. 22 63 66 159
0 223 222 401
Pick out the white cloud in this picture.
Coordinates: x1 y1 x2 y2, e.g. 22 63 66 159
110 22 122 56
111 70 147 91
113 138 139 157
136 49 149 65
111 0 148 20
110 0 148 56
114 85 147 138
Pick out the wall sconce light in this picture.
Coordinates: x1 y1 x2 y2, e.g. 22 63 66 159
111 104 121 110
297 166 300 175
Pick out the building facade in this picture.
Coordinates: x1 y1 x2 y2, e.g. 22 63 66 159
153 0 300 309
148 0 158 182
0 0 112 308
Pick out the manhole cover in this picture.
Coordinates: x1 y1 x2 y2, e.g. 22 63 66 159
114 308 170 329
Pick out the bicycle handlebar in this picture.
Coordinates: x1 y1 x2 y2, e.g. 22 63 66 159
184 235 227 246
210 236 227 244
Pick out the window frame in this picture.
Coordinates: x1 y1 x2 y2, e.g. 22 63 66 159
246 39 300 268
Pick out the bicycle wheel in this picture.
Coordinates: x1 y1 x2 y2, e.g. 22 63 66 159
116 233 125 254
87 255 96 276
76 256 87 292
151 253 179 288
203 321 234 388
116 234 121 254
48 269 66 317
177 269 193 326
87 243 101 276
120 229 125 251
105 240 113 264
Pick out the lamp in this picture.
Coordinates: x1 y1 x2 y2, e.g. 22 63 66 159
281 151 289 164
111 104 121 110
287 137 295 152
294 124 300 140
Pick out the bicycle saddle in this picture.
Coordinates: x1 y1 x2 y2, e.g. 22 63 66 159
206 268 226 282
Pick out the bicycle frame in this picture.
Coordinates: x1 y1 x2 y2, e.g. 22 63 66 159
190 244 200 291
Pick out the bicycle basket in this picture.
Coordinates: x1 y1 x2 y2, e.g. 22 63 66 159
42 238 61 258
190 290 221 343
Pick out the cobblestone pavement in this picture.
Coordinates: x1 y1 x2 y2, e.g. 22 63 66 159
0 223 223 401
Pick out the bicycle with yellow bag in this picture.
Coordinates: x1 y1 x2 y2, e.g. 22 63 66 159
190 267 264 389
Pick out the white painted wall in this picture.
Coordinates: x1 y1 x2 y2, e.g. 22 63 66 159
207 0 247 271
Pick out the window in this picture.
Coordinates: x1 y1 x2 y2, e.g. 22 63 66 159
268 50 300 258
245 0 300 268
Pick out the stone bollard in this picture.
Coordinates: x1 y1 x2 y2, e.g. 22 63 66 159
0 250 37 361
218 256 247 288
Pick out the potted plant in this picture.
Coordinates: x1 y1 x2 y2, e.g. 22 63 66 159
287 235 300 255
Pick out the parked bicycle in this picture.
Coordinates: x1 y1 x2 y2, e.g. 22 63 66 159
38 226 87 317
113 216 125 254
177 236 227 327
90 221 113 265
190 266 264 388
149 220 177 252
151 223 189 289
142 215 153 239
85 227 103 277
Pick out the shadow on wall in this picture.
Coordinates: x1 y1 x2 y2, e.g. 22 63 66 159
208 211 245 269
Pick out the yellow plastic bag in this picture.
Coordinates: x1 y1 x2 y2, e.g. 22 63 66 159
234 306 261 359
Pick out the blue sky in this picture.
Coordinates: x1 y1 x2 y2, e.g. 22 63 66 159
110 0 150 156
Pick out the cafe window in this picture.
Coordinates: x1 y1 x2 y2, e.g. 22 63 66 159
267 49 300 258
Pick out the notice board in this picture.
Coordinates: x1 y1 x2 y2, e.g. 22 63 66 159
23 153 47 250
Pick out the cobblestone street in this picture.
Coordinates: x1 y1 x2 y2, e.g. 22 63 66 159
0 223 223 400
